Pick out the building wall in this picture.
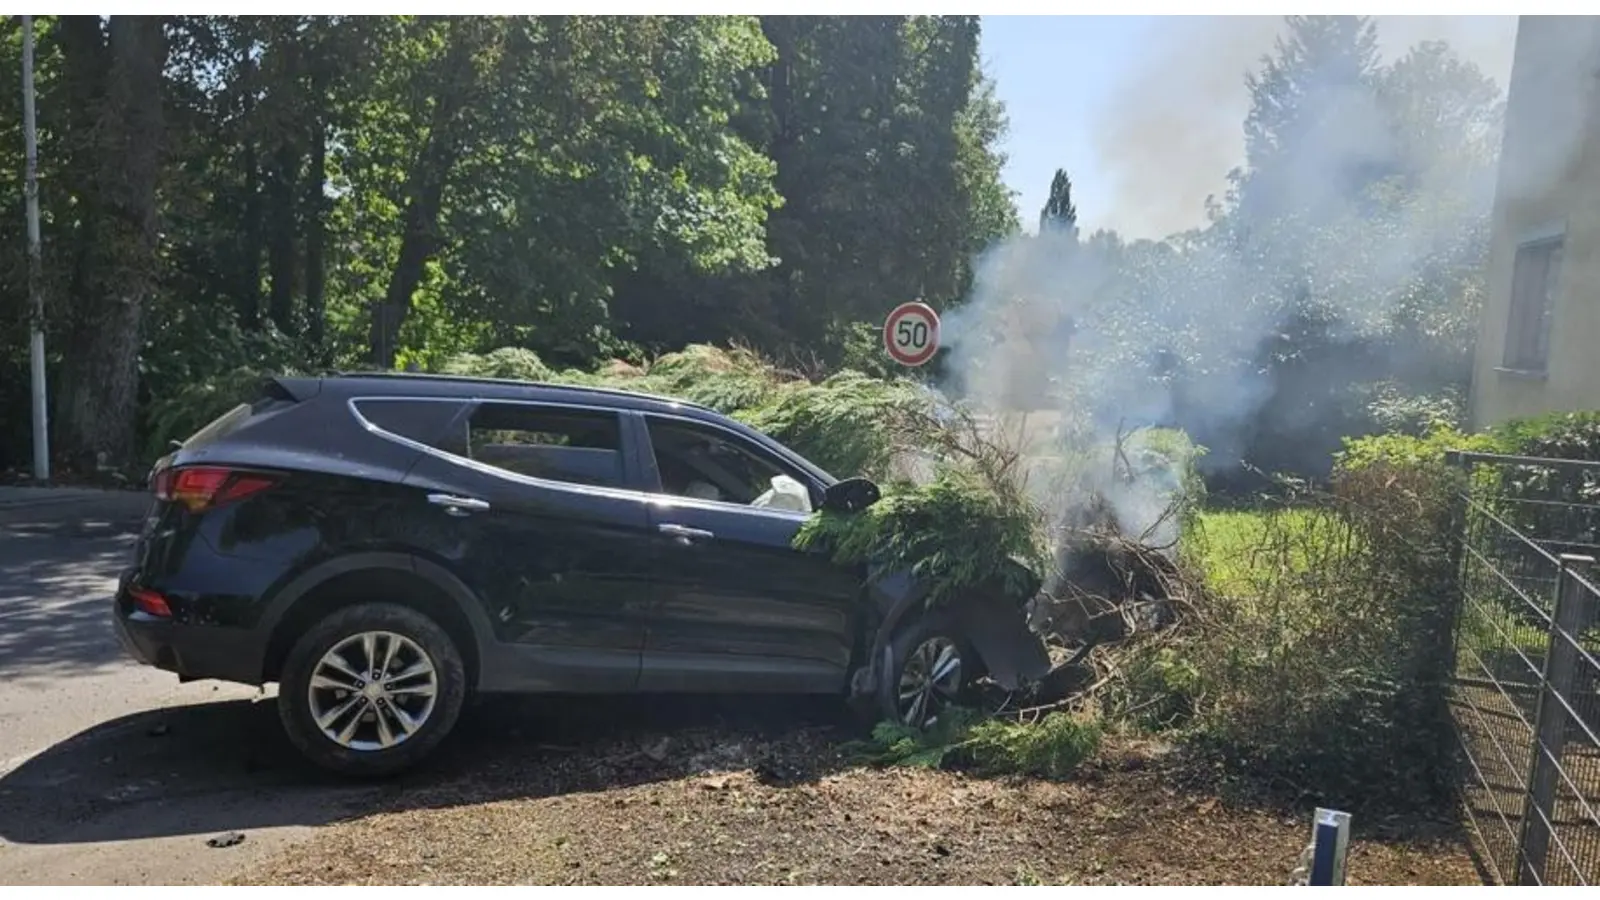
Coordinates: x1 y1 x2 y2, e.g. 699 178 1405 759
1469 17 1600 428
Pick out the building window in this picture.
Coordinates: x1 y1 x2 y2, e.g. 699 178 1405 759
1503 237 1564 372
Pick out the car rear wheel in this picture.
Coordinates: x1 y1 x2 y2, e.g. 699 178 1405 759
877 612 976 730
278 602 467 777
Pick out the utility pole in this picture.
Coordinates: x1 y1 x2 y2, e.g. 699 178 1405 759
22 15 50 481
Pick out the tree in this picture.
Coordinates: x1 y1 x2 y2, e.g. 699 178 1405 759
50 16 168 469
0 14 1021 471
1039 168 1078 237
1236 15 1385 224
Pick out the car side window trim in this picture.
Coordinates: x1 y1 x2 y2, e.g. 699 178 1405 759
639 411 823 516
347 395 656 502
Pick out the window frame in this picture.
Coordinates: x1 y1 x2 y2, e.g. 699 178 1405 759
639 412 824 514
461 400 633 491
348 395 653 498
1502 232 1566 375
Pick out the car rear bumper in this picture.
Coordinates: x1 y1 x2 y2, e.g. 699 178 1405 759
113 568 267 686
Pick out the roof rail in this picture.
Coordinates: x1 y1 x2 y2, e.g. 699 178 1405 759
330 370 714 412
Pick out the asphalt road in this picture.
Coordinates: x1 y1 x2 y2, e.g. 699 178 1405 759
0 505 380 885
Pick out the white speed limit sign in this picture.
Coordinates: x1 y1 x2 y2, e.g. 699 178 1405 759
883 301 940 367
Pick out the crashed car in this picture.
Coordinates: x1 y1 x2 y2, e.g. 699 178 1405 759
113 372 1050 776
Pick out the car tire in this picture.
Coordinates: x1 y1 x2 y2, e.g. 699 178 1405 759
876 610 977 730
277 602 467 778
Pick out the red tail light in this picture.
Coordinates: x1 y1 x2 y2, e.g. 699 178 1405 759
153 466 280 513
129 586 172 617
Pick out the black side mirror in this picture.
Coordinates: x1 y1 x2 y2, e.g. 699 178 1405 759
821 476 880 514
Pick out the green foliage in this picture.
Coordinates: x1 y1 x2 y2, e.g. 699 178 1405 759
738 371 933 479
964 712 1103 779
1159 445 1471 810
138 305 307 462
1038 168 1078 235
847 709 1102 780
834 322 898 381
436 347 556 382
1334 423 1500 473
1361 382 1467 436
1491 411 1600 461
640 344 781 414
144 368 290 459
794 465 1046 607
0 15 1016 471
846 708 984 770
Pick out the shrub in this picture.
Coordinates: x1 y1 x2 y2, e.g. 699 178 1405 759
640 343 781 413
738 371 936 480
1162 496 1459 809
1146 429 1491 810
436 346 555 382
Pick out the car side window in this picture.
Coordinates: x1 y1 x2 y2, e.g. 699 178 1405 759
453 403 626 489
645 417 814 513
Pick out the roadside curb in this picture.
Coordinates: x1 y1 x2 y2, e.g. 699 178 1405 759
0 488 149 530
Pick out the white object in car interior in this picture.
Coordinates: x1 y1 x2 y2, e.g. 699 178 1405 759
751 474 812 513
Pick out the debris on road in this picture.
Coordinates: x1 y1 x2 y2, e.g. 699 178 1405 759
207 832 246 849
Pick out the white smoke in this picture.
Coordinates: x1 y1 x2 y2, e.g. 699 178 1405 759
1088 16 1517 239
944 16 1582 559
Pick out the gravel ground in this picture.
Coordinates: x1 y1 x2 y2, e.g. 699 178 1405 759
235 727 1483 886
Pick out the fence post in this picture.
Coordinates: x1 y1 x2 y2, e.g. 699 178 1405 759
1515 553 1593 885
1307 808 1351 885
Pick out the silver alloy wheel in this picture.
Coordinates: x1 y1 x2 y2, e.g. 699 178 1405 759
306 630 439 752
897 636 963 728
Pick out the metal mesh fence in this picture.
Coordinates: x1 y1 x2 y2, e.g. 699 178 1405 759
1451 452 1600 886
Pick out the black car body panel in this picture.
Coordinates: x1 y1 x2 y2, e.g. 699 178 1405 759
115 372 1047 706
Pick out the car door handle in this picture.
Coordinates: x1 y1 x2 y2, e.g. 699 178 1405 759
658 523 714 544
427 493 491 516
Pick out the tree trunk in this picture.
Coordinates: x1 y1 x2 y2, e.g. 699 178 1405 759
237 32 263 329
56 15 167 472
266 34 300 334
304 103 328 356
367 20 481 369
266 139 298 333
55 17 110 332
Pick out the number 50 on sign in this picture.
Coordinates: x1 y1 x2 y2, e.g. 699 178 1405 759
883 301 941 367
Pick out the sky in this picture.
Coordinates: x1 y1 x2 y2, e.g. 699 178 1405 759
979 15 1520 240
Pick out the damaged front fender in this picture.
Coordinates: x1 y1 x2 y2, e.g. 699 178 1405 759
943 592 1053 690
850 563 1052 701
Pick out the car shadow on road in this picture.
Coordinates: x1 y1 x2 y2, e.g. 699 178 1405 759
0 691 858 848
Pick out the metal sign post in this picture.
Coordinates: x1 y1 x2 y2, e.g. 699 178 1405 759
1308 808 1352 885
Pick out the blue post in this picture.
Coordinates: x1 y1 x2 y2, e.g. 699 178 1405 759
1308 807 1352 886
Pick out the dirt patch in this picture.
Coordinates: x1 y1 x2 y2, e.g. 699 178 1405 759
235 733 1479 886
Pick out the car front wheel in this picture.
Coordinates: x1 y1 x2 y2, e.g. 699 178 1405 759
277 602 467 777
877 612 975 730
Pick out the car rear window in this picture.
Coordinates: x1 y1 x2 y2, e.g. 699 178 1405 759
181 403 253 449
178 378 313 450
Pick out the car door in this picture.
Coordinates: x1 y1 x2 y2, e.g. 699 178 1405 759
398 397 655 693
635 412 865 694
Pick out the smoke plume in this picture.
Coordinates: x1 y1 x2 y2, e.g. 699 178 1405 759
941 16 1583 565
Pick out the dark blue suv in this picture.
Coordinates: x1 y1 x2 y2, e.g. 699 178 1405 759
114 373 1048 776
